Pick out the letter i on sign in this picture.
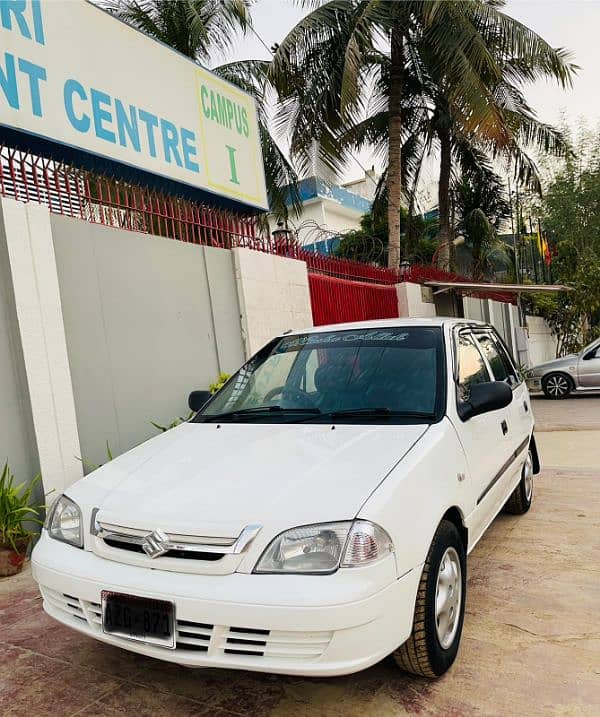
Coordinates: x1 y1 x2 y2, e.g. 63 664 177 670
226 145 239 185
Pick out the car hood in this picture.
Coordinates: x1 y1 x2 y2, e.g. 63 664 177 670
531 355 577 373
70 422 429 538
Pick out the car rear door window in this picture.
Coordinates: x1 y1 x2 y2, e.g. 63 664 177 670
476 334 511 383
487 331 521 386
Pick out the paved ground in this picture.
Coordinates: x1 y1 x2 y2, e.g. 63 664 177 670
1 401 599 716
532 395 600 470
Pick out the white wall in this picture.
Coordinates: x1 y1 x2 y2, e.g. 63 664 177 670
51 215 246 470
0 198 82 495
233 247 314 356
526 316 558 366
0 202 39 485
397 282 436 318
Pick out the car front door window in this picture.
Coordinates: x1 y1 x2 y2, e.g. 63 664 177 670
456 332 491 402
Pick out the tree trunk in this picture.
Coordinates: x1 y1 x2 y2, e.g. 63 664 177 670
387 24 403 270
436 126 452 270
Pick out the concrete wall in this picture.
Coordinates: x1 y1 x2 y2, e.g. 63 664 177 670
1 198 82 495
233 247 314 356
397 282 437 318
0 204 39 484
527 316 558 366
51 215 245 469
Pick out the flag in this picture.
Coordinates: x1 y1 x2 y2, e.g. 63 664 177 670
542 237 552 266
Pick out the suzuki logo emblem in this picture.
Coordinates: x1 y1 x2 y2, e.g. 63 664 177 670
142 528 170 558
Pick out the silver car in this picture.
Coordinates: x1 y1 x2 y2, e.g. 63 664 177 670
525 338 600 398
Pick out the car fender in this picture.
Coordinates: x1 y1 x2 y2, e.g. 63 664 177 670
357 417 469 578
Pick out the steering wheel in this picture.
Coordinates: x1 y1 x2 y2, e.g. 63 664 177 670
264 386 314 407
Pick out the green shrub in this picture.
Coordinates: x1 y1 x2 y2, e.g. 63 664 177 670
0 463 44 551
150 412 193 432
209 373 231 394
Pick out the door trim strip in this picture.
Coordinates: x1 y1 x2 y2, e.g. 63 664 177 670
477 436 530 505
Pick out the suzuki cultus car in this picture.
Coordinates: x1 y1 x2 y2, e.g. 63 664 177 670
33 318 540 678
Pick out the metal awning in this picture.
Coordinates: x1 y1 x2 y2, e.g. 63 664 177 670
424 281 571 296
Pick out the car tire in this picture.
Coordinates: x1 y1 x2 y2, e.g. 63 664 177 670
393 520 466 678
503 449 534 515
542 372 573 399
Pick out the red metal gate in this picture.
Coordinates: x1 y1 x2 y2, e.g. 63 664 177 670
309 273 399 326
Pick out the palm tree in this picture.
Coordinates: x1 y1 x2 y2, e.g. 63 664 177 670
453 163 511 279
101 0 300 219
270 0 576 269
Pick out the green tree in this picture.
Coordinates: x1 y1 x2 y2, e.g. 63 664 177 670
335 207 437 265
453 164 511 280
530 124 600 352
270 0 575 270
101 0 300 218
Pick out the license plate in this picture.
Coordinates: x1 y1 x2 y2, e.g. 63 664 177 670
101 591 175 648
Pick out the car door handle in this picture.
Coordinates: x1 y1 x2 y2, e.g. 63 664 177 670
523 401 529 413
501 420 508 435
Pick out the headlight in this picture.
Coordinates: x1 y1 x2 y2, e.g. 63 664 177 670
254 520 393 574
47 495 83 548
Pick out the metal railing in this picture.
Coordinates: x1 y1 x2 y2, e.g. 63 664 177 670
0 145 511 302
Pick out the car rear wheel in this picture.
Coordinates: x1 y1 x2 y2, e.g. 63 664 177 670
504 450 534 515
542 372 572 399
393 520 466 678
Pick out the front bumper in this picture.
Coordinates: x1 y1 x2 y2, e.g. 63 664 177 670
526 376 542 392
32 533 421 676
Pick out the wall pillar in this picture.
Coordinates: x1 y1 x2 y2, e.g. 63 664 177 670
0 197 82 495
396 282 436 318
232 248 313 356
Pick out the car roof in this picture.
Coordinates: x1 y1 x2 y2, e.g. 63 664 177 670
286 317 488 336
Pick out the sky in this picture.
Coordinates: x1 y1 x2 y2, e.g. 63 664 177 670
223 0 600 192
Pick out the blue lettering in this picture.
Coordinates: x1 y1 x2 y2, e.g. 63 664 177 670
180 127 199 173
0 52 18 110
138 109 158 158
31 0 44 44
0 1 31 39
115 99 140 152
90 88 115 143
63 79 89 133
17 57 45 116
160 119 182 167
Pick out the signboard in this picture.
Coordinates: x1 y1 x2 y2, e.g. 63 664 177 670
0 0 268 211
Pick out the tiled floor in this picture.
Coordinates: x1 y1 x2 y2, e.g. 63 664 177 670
2 465 599 716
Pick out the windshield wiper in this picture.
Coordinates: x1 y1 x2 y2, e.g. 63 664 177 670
199 406 321 422
299 407 436 422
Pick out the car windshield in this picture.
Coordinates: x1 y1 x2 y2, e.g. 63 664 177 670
195 327 446 423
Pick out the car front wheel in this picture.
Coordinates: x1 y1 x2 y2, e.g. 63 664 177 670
542 372 572 399
393 520 466 678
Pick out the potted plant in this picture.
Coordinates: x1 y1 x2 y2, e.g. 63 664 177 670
0 463 44 577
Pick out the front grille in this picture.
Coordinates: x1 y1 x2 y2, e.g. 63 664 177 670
103 538 224 561
92 521 261 567
41 587 332 662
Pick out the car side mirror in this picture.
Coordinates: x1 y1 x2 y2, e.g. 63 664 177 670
458 381 513 421
188 390 211 412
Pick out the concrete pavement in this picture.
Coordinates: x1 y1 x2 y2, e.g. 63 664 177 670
1 399 599 716
533 395 600 470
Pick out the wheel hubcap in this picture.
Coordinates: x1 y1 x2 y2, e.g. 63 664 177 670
547 375 568 397
524 450 534 502
435 547 462 649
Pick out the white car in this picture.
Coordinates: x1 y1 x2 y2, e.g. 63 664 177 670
33 318 539 678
